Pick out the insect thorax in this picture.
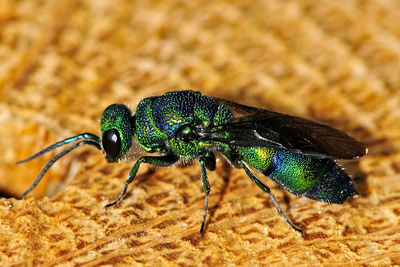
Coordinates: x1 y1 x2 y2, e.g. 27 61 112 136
133 91 233 158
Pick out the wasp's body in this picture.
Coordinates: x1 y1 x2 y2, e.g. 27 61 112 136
18 91 367 233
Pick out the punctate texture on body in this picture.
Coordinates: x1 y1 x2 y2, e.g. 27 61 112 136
18 90 367 233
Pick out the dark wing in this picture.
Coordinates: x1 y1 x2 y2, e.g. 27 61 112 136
197 99 367 159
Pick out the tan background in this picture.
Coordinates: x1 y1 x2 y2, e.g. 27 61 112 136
1 0 400 265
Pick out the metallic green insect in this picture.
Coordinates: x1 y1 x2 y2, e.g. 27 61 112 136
17 90 367 233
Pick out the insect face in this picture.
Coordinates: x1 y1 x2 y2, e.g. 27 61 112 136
100 104 134 162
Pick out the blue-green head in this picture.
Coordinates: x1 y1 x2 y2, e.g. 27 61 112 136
15 103 136 196
100 104 135 162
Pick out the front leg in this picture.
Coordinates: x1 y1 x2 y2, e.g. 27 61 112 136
105 154 179 207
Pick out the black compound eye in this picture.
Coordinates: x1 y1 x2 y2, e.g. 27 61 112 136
102 129 121 158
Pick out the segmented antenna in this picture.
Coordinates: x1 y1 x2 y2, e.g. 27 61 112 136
16 133 101 195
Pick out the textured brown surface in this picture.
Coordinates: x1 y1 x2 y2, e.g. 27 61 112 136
1 0 400 265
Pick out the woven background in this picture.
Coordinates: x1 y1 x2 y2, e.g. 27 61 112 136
1 0 400 265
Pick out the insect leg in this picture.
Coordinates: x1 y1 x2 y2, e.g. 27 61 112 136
238 161 303 233
199 156 211 234
203 152 216 171
105 154 179 207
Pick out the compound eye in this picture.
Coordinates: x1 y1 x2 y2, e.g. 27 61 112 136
102 129 121 158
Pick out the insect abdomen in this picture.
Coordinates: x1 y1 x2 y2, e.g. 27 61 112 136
302 160 357 203
237 147 356 203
